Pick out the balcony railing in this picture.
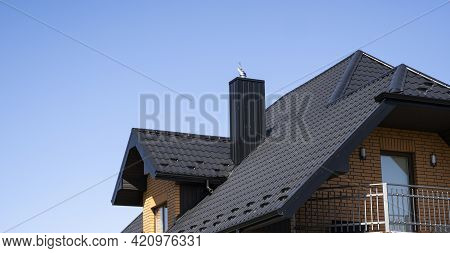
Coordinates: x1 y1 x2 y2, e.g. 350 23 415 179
295 183 450 233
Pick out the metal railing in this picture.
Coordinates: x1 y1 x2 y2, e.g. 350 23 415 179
295 183 450 233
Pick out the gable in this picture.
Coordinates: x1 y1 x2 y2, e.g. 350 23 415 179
112 129 234 206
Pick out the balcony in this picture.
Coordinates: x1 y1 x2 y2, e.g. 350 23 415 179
295 183 450 233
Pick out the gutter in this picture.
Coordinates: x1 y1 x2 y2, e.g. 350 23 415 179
375 92 450 107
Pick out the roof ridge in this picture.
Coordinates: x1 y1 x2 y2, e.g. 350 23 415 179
328 50 364 103
327 67 396 106
388 64 407 93
132 128 230 141
360 51 394 69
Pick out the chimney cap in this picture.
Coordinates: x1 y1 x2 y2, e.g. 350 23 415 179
228 77 265 85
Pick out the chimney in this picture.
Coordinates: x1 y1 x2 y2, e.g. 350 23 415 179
229 77 266 165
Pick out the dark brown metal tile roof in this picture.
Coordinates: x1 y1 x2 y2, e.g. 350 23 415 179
134 128 234 178
168 51 450 233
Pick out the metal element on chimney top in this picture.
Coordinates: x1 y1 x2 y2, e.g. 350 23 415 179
237 62 247 78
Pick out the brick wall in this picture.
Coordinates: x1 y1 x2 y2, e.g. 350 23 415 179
142 177 180 233
293 127 450 232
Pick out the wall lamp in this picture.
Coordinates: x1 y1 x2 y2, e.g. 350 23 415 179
431 153 437 167
359 147 366 160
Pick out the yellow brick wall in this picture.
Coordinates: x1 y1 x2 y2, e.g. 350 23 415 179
293 127 450 232
142 177 180 233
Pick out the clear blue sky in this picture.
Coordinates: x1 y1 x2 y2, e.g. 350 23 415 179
0 0 449 232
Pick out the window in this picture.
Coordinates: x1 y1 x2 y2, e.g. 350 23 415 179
381 152 414 232
381 153 412 185
154 204 168 233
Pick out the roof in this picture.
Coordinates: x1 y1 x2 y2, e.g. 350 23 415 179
112 128 234 206
168 50 450 233
122 213 143 233
133 128 234 178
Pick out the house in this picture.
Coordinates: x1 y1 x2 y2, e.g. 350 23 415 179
113 50 450 233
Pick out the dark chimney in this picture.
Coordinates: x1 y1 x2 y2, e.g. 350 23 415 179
229 77 266 165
